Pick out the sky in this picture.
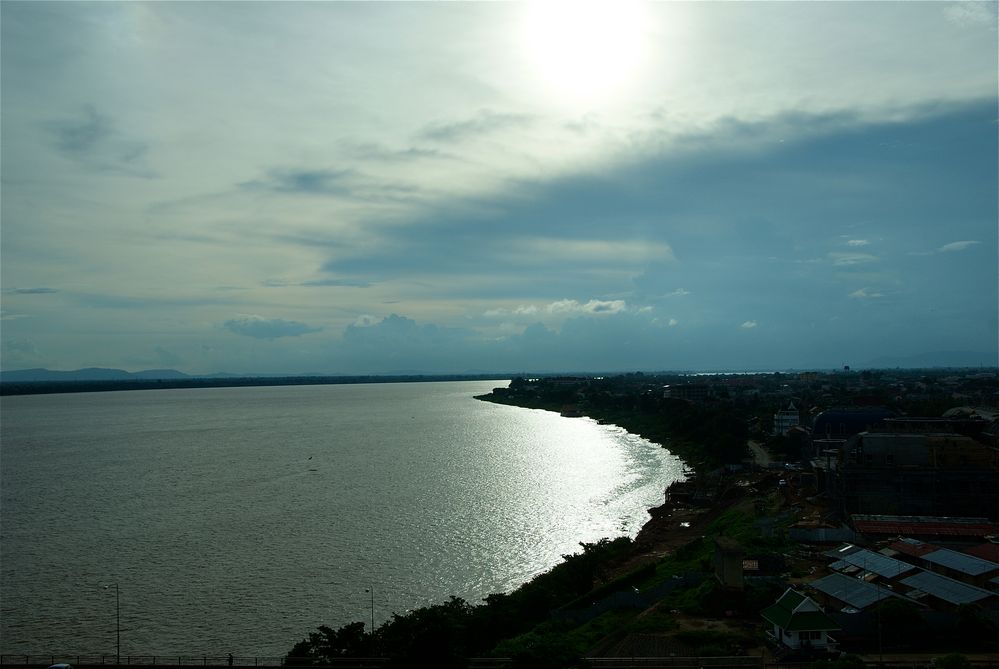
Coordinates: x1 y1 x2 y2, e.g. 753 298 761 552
1 1 997 375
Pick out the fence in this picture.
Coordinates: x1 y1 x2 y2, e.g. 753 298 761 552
0 657 761 669
0 657 293 668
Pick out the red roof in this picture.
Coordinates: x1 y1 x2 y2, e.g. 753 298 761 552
852 519 998 537
889 540 939 558
964 543 999 563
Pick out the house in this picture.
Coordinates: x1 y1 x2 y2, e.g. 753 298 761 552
761 588 840 654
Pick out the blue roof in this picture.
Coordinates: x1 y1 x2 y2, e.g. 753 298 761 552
833 548 916 579
810 572 900 610
900 570 994 605
922 548 999 576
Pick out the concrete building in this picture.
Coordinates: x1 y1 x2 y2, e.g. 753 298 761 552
774 401 801 435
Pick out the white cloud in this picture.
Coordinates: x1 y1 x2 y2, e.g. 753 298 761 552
740 320 758 329
547 299 627 315
667 288 691 297
944 2 997 28
484 304 540 318
668 318 679 327
510 238 675 265
938 240 981 252
829 252 878 266
846 239 870 247
849 287 884 299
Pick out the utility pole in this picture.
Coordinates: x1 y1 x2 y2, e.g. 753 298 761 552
104 583 120 665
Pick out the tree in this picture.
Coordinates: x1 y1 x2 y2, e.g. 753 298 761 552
284 621 373 665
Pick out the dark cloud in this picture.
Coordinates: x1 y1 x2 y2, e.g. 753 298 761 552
44 105 153 177
49 105 110 154
6 287 58 294
241 168 356 195
240 167 419 202
264 277 372 288
224 315 321 340
420 110 535 142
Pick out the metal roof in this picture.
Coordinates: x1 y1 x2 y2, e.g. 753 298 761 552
810 572 899 610
921 548 999 576
834 548 917 579
851 514 998 537
899 570 994 605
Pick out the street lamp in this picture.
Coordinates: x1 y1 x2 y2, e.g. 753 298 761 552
104 583 119 664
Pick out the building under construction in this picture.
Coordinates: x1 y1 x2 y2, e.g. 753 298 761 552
813 412 999 520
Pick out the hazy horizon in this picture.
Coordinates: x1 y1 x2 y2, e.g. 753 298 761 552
3 2 997 375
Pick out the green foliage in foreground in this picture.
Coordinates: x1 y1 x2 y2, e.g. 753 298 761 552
286 538 634 664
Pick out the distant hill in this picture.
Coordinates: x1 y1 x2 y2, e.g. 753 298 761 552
0 367 192 382
861 351 998 369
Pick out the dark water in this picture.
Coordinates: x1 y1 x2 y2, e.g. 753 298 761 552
0 381 684 656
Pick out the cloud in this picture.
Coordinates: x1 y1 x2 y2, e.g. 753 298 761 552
240 167 419 202
484 304 540 318
4 287 58 294
668 318 679 327
849 287 884 299
420 110 535 142
846 239 870 247
512 238 675 265
944 2 997 28
547 299 627 315
264 277 371 288
44 105 153 177
740 320 758 329
829 252 878 266
938 240 981 252
241 168 356 195
223 315 321 340
666 288 690 297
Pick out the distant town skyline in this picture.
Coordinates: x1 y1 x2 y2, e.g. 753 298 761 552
2 2 996 375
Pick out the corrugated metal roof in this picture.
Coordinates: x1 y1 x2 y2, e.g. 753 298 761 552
835 548 917 579
922 548 999 576
851 514 997 537
899 570 994 605
810 572 898 610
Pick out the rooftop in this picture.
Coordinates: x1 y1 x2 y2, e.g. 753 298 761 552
810 572 904 610
851 514 998 538
921 547 999 576
899 570 994 605
825 546 916 579
761 588 840 632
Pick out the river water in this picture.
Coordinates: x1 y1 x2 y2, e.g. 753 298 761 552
0 381 684 656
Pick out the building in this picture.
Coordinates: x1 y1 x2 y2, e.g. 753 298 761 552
713 537 744 590
774 401 801 435
762 588 840 654
819 431 999 519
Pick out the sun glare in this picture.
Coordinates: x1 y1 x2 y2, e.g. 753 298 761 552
521 0 647 107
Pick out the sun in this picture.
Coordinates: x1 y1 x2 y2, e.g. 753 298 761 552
521 1 648 107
